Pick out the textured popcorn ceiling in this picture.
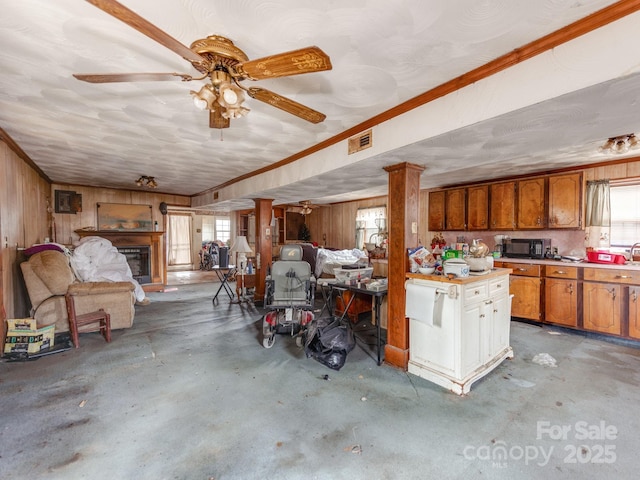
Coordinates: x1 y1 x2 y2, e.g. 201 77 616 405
2 0 640 211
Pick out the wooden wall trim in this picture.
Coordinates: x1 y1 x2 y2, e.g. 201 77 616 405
195 0 640 198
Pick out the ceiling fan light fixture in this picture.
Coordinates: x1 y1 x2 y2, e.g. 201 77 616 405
600 133 638 155
222 105 250 119
135 175 158 188
615 139 629 154
217 82 245 108
190 84 218 111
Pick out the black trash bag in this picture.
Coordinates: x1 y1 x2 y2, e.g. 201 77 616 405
304 316 355 371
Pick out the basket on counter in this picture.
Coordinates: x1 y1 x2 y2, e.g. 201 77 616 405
586 251 626 264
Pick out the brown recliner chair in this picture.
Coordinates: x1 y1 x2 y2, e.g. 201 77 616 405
20 250 136 333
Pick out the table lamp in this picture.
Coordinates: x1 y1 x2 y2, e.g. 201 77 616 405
231 235 253 302
231 235 253 272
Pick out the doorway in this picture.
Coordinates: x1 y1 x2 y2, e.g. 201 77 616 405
168 213 193 269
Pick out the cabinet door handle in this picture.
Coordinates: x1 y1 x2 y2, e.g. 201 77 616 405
610 289 616 300
554 270 566 275
632 290 637 303
568 284 573 295
616 275 632 279
517 268 527 272
484 299 493 305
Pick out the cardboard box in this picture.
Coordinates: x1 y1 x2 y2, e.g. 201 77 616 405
4 318 55 354
333 266 374 284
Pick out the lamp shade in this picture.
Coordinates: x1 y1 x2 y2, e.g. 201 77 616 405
231 235 252 254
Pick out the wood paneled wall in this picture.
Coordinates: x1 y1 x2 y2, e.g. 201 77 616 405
583 157 640 181
1 141 50 324
52 183 190 246
305 196 390 250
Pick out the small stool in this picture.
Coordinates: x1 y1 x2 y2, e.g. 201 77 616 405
65 293 112 348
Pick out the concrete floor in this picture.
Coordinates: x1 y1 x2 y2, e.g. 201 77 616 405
2 281 640 479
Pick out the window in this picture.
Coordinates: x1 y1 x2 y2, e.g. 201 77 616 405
356 206 386 250
610 182 640 248
215 217 231 244
201 216 215 242
200 216 231 244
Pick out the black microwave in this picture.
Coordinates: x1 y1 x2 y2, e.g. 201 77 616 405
502 238 551 259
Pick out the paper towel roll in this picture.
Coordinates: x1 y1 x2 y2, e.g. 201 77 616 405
405 282 443 326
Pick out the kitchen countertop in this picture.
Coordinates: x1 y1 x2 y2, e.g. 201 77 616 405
495 257 640 270
406 267 512 284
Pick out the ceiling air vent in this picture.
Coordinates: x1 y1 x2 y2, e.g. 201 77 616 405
348 129 372 155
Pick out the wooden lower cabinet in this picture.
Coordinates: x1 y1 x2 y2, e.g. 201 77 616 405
583 282 622 335
497 262 640 341
544 265 578 328
510 276 542 321
629 286 640 339
499 262 541 321
545 278 578 327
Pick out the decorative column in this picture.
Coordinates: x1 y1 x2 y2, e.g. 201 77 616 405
383 162 424 369
253 198 273 306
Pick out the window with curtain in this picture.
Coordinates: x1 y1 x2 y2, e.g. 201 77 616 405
168 214 192 266
610 181 640 247
584 180 611 250
355 206 387 250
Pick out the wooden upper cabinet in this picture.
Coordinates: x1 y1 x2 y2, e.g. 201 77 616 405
489 181 516 230
517 177 546 229
445 188 466 230
548 172 582 229
467 185 489 230
428 190 445 231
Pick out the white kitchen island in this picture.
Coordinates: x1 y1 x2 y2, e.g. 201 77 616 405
406 268 513 395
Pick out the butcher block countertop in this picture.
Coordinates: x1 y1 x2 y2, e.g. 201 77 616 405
406 267 512 284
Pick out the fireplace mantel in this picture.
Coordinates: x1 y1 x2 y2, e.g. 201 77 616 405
75 230 165 290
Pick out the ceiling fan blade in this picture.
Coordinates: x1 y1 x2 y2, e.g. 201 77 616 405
209 106 230 129
246 87 326 124
85 0 204 64
233 46 332 80
73 72 193 83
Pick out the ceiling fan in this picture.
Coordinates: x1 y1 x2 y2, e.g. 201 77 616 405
290 200 320 216
74 0 332 129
